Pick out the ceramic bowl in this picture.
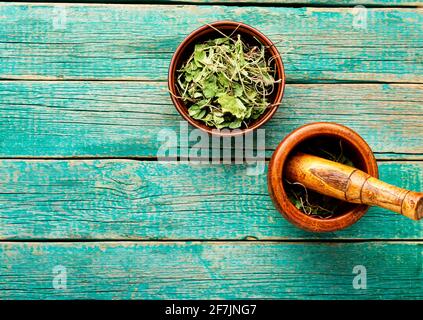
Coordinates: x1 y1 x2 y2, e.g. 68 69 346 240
168 21 285 136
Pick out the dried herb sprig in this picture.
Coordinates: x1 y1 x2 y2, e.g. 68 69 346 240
176 33 280 129
286 180 339 219
286 140 355 219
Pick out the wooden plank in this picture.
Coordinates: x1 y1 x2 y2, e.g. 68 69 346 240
181 0 420 4
0 81 421 158
0 4 421 82
0 160 421 240
128 1 423 5
0 241 421 299
16 1 421 6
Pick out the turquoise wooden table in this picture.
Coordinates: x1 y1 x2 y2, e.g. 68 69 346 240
0 1 422 299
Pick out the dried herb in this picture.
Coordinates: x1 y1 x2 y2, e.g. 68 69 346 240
175 32 280 129
286 180 342 219
286 140 355 219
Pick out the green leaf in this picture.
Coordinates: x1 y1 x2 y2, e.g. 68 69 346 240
217 94 246 119
233 83 243 97
210 37 230 45
194 50 206 65
185 73 194 82
217 72 229 87
188 105 201 117
202 76 218 99
234 35 246 66
215 122 231 129
244 107 252 119
245 89 257 100
212 113 225 125
194 68 210 83
251 106 266 119
229 118 243 129
192 109 207 120
203 113 213 122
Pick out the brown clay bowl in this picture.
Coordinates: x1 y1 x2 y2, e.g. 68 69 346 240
168 21 285 136
268 122 379 232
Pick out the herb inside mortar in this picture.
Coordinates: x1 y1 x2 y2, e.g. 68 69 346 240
175 33 280 129
286 140 355 219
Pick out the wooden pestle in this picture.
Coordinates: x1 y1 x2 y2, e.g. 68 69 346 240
285 152 423 221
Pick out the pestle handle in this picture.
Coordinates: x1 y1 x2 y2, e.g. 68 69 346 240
285 152 423 221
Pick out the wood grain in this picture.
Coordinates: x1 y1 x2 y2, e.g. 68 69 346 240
0 81 421 158
0 160 421 240
0 241 421 299
23 1 421 6
0 0 421 302
0 4 421 82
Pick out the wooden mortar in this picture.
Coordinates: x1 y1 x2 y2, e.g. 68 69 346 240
268 122 422 232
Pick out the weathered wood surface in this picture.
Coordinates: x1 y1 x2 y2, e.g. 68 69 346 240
0 160 421 240
1 4 421 83
17 1 422 6
0 82 421 158
0 0 421 301
180 0 420 4
0 241 421 299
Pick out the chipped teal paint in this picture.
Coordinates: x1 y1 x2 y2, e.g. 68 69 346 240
0 82 421 158
0 160 421 240
0 4 421 82
0 242 421 299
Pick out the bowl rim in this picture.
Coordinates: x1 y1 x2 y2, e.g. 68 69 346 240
268 122 379 233
168 20 286 137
